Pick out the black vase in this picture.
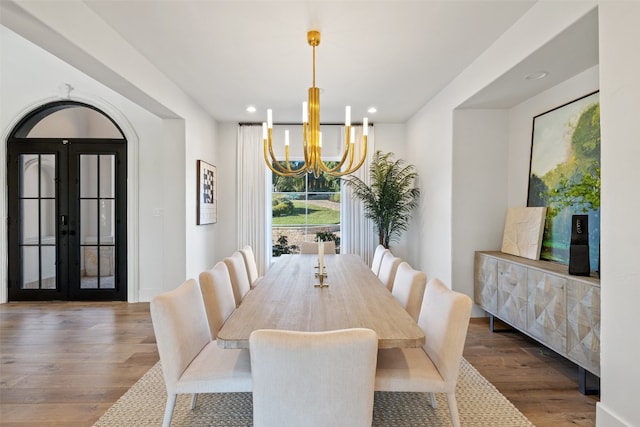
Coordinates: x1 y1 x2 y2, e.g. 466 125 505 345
569 214 590 276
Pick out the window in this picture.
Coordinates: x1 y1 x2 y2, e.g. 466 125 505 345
271 161 341 256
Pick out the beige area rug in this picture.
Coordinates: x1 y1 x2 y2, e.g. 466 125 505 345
95 358 534 426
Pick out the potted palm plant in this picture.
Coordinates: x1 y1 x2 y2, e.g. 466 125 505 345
344 150 420 248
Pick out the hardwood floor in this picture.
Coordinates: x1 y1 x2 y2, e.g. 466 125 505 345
0 302 158 427
0 302 598 426
464 317 599 427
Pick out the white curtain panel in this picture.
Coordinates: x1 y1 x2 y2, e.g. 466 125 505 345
341 125 376 265
236 125 270 275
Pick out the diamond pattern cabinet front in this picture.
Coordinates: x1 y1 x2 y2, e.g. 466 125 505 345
474 251 601 383
474 252 498 313
527 270 567 355
497 260 528 330
567 280 601 376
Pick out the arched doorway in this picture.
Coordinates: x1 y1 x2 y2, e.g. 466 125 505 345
6 101 127 301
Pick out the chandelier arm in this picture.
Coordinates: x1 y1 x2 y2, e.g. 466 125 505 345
265 137 291 174
318 125 354 173
265 136 307 176
318 135 368 178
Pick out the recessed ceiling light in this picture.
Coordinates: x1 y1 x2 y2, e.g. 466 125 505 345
367 107 377 114
524 71 549 80
246 106 257 113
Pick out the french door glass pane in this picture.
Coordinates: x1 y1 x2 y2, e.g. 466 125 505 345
21 199 39 244
80 199 98 245
99 200 114 238
41 199 56 239
40 154 56 198
99 155 115 198
80 155 98 198
41 246 57 289
20 154 39 197
21 246 39 289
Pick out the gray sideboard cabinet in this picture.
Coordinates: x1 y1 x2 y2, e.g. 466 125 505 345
474 251 600 394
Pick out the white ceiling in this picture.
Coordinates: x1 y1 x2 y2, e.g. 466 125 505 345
4 1 599 124
82 0 541 124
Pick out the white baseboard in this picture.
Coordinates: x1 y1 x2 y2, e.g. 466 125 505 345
597 402 633 427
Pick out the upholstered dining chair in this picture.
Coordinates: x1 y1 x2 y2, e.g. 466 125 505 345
391 261 427 321
250 328 378 427
150 279 252 427
377 251 402 291
239 245 262 288
370 244 387 275
198 261 237 340
298 240 336 254
375 278 473 427
223 251 252 307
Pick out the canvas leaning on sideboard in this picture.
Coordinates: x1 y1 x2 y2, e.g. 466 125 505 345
474 251 600 386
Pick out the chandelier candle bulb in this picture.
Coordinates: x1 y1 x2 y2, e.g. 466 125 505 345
267 109 273 128
346 106 351 126
262 123 267 139
285 130 289 146
363 117 369 136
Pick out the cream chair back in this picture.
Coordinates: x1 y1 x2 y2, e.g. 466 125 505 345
419 278 472 388
151 278 252 427
374 278 472 427
370 244 387 275
391 262 427 321
377 251 402 291
250 328 378 427
239 245 261 287
299 240 336 254
224 252 252 307
199 262 237 339
150 279 210 394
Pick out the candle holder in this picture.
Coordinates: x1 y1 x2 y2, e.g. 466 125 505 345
314 271 329 288
314 264 328 273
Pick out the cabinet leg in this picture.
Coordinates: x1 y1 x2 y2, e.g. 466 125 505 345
578 367 600 395
488 314 516 333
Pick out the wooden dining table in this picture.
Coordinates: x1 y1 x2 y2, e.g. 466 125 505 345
216 253 425 349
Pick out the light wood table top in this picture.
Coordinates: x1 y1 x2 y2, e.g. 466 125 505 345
217 254 425 349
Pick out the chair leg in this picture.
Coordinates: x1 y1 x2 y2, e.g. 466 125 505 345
191 393 198 410
162 393 177 427
445 392 461 427
429 392 437 408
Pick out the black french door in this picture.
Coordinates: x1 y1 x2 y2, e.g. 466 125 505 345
7 139 127 301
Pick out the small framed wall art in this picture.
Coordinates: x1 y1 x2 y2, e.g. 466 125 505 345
197 160 217 225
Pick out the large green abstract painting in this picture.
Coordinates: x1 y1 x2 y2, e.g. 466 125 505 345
527 92 600 271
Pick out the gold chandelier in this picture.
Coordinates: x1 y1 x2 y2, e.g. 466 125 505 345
262 30 368 178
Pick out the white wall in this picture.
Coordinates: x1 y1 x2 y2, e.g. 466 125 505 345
452 109 509 316
597 3 640 426
214 122 240 264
